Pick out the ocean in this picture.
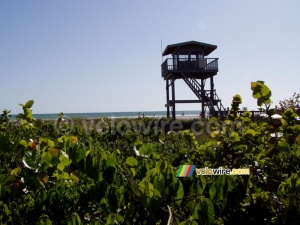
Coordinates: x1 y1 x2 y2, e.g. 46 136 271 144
10 110 202 120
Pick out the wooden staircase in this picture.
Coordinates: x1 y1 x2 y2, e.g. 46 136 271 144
181 73 225 116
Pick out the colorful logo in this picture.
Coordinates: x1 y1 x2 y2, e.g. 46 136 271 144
176 165 196 177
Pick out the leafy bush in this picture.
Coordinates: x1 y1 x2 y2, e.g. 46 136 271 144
0 81 300 224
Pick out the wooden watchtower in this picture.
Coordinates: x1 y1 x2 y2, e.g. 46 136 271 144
161 41 225 120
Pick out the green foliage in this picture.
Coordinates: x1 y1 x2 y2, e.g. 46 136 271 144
251 81 272 107
0 83 300 224
0 109 11 131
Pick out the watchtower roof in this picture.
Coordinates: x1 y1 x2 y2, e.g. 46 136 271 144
162 41 217 56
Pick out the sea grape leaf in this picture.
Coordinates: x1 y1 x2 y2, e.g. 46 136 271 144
67 212 82 225
59 153 71 166
10 167 21 176
296 134 300 144
126 157 138 167
0 184 6 200
0 174 5 183
70 174 80 182
179 221 198 225
0 135 10 152
278 141 290 152
41 152 52 164
37 216 52 225
24 108 33 120
47 139 55 148
69 136 78 144
48 148 59 156
205 198 215 225
209 185 216 200
139 143 156 155
174 181 184 206
24 100 34 108
70 147 85 165
130 182 142 197
233 94 242 103
19 139 27 148
116 214 124 223
38 173 49 184
245 129 256 136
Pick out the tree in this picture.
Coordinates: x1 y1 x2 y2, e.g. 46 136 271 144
275 92 300 115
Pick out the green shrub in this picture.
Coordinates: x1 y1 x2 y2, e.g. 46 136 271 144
0 82 299 224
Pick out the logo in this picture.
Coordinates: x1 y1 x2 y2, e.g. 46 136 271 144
176 165 196 177
176 165 250 177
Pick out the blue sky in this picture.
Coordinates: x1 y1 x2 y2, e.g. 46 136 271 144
1 0 299 114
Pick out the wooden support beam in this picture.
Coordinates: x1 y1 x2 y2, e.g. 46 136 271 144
171 78 176 120
210 76 214 101
201 79 205 118
166 80 170 118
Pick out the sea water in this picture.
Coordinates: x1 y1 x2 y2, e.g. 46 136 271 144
10 110 202 120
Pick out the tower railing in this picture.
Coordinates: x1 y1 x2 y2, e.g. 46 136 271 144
161 58 218 77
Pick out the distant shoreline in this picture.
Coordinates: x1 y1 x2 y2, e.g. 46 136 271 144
9 110 203 120
9 115 204 124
